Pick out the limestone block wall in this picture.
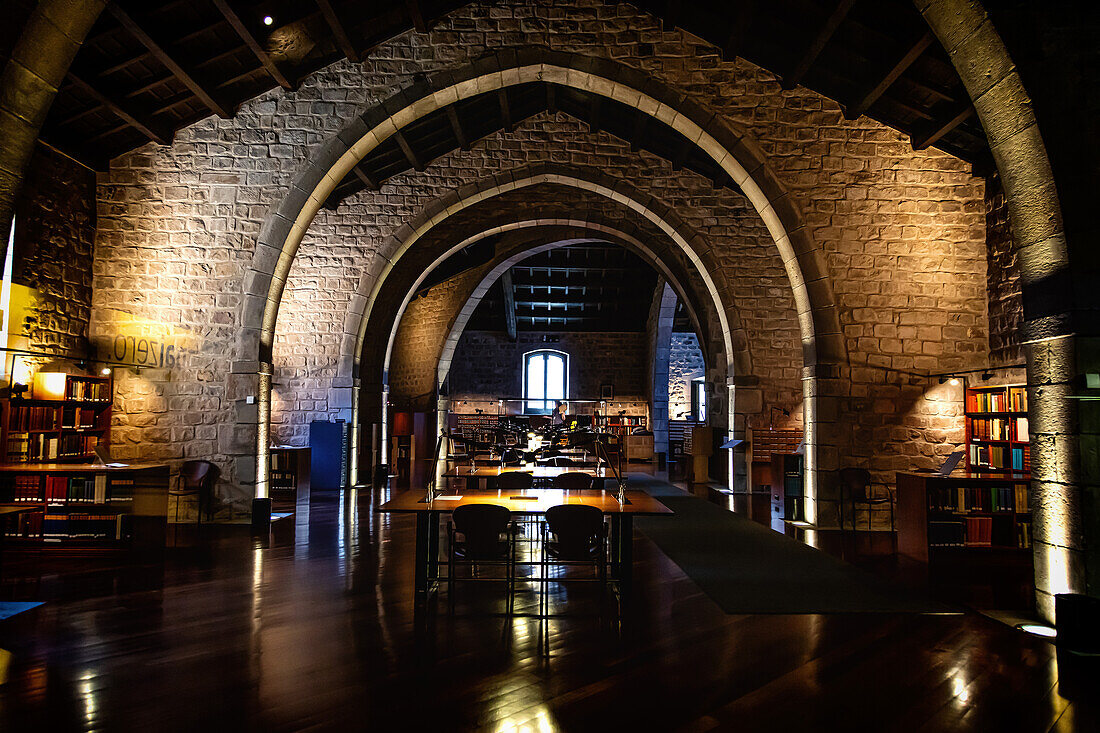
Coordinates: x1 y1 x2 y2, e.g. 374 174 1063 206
88 0 993 513
12 145 95 357
668 332 705 420
985 176 1022 367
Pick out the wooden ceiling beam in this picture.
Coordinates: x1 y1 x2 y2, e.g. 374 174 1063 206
211 0 293 91
404 0 429 34
501 269 517 341
393 130 425 171
588 94 602 134
445 106 469 150
844 31 933 120
108 3 231 119
316 0 360 63
498 89 513 133
66 72 170 146
352 164 380 191
782 0 856 90
911 104 975 150
721 1 755 61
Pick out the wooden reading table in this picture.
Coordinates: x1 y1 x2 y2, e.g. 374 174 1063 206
378 488 672 604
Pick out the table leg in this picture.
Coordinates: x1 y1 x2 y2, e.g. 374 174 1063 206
618 514 634 597
414 511 439 603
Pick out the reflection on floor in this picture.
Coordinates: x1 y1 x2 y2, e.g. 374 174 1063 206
0 477 1093 732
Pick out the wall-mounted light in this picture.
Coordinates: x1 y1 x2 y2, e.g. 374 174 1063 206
101 367 112 376
938 376 960 386
33 372 67 401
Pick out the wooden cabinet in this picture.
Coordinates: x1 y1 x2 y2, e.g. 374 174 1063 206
897 471 1032 564
270 447 310 508
624 434 654 461
0 463 169 551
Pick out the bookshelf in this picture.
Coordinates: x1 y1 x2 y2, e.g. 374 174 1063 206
270 447 310 508
0 463 169 550
3 373 113 464
897 471 1033 564
965 384 1029 474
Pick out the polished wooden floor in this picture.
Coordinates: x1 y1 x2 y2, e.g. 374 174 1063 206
0 483 1096 732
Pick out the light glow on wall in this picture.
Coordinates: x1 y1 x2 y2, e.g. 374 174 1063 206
33 372 67 401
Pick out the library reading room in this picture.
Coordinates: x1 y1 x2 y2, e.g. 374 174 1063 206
0 1 1098 731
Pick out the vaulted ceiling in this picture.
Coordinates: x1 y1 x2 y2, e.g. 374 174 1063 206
3 0 992 174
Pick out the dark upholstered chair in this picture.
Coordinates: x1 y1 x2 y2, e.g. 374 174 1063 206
172 460 219 523
839 467 895 532
488 471 534 491
540 504 608 616
552 472 594 490
448 504 515 613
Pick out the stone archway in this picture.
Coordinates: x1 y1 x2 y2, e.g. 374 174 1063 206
349 181 751 488
915 0 1082 620
241 49 844 524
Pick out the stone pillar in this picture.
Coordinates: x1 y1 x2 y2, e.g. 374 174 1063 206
917 0 1086 620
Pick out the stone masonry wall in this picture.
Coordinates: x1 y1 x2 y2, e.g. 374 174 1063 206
90 0 991 514
13 144 96 358
668 332 705 420
449 330 649 414
985 175 1022 368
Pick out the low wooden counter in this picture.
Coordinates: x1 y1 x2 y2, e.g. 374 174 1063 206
0 462 170 550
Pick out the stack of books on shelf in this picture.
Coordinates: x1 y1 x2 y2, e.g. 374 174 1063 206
42 512 126 542
9 405 59 431
67 379 111 402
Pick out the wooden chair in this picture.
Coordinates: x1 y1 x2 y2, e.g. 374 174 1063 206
839 467 895 532
448 504 515 614
540 504 608 616
171 460 219 523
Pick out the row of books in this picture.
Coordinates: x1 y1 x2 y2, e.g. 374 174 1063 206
928 516 1032 549
969 444 1030 471
4 474 131 504
61 406 101 429
60 434 99 458
43 512 127 541
929 484 1030 513
8 405 60 431
969 417 1010 441
3 511 128 542
67 379 111 402
7 433 59 461
966 388 1027 413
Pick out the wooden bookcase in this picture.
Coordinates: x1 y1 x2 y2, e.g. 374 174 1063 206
965 384 1029 474
270 447 310 508
897 471 1032 563
2 373 113 464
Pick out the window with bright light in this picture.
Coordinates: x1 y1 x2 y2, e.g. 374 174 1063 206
524 350 567 413
692 379 706 422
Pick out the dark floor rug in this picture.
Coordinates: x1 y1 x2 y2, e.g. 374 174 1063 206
629 475 954 614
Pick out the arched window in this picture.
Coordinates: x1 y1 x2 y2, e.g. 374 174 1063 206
524 350 568 414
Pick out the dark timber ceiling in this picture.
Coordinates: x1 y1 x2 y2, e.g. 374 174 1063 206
464 244 660 333
6 0 994 175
